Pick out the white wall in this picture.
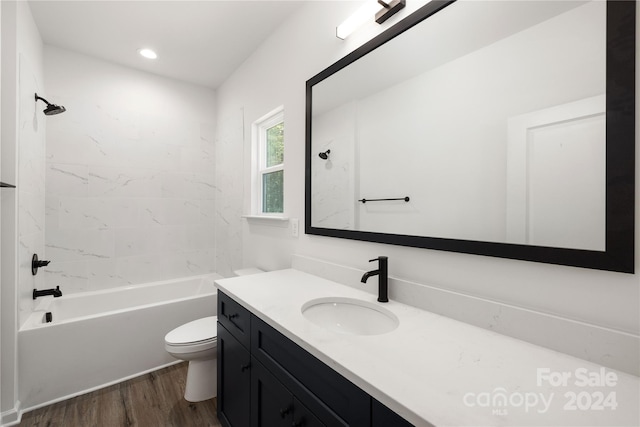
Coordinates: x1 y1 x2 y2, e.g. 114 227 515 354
43 47 217 294
0 1 3 415
16 4 45 330
1 1 45 422
216 1 639 372
214 106 244 277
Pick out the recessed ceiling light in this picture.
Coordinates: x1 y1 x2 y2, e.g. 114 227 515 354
138 48 157 59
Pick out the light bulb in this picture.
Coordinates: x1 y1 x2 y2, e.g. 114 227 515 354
138 48 158 60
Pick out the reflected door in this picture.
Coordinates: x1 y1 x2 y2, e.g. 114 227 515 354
507 95 605 250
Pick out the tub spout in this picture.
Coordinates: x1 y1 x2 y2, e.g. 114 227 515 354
33 286 62 300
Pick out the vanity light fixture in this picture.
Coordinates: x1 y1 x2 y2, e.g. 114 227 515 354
375 0 406 24
336 1 382 40
336 0 406 40
138 48 158 59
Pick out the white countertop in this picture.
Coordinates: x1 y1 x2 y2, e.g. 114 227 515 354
215 269 640 427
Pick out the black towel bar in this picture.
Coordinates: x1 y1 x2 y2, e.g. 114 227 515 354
358 196 410 204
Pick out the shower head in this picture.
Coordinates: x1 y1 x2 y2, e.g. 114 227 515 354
43 104 66 115
35 93 66 115
318 149 331 160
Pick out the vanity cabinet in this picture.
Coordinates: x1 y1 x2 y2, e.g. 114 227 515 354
218 290 251 348
251 315 370 426
251 357 323 427
217 322 251 427
218 291 413 427
372 400 414 427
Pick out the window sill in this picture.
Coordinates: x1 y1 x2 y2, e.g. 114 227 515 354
242 215 290 227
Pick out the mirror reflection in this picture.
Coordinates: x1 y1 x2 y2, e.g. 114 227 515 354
310 0 606 251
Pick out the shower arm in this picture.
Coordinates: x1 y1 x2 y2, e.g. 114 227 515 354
34 94 52 105
34 93 66 115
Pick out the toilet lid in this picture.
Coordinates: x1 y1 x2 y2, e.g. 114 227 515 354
165 316 217 345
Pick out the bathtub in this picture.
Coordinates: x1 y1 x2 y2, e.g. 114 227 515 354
18 273 220 411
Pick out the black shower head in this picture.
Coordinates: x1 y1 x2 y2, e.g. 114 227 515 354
43 104 66 115
318 149 331 160
35 93 66 115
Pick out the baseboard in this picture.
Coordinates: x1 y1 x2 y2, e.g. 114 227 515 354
0 401 21 427
291 254 639 376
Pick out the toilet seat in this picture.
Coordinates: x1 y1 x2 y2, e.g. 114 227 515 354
165 316 217 346
168 336 217 347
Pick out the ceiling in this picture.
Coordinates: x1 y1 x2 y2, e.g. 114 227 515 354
28 1 307 89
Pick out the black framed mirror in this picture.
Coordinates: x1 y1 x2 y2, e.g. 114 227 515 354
305 0 635 273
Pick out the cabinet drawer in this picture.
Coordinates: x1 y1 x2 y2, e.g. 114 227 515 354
219 291 251 349
251 315 370 426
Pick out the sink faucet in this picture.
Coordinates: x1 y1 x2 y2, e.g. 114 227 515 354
361 256 388 303
33 286 62 300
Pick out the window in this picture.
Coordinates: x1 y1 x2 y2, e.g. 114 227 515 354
252 107 284 215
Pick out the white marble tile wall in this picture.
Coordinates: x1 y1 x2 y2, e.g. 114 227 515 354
311 102 357 230
213 108 244 277
43 48 217 294
18 52 47 327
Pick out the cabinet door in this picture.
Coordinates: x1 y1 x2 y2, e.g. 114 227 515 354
251 358 293 427
292 397 325 427
251 359 326 427
218 323 251 427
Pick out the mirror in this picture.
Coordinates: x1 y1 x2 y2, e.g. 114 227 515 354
305 0 635 273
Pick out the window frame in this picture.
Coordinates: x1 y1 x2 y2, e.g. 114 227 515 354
251 106 285 217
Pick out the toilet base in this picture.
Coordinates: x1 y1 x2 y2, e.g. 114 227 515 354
184 358 217 402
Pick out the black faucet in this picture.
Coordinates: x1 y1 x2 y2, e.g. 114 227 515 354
33 286 62 300
361 256 388 303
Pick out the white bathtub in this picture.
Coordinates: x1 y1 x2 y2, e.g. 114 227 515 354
18 273 220 411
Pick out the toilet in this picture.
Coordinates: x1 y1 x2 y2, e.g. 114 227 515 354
164 268 264 402
165 316 218 402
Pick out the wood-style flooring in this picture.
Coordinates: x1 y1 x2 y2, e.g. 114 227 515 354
18 362 221 427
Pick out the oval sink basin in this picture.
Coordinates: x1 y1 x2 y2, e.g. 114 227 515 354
301 297 399 335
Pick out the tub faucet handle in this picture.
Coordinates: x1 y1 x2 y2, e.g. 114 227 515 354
31 254 51 275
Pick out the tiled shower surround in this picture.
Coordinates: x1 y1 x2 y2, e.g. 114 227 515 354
43 47 217 293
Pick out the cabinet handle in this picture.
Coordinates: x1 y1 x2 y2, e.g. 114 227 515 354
240 363 250 372
292 418 306 427
228 313 239 320
279 406 292 418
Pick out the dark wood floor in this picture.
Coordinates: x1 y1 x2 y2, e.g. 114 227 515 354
19 362 221 427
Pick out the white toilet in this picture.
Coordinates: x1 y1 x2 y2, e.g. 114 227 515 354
164 268 263 402
165 316 218 402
